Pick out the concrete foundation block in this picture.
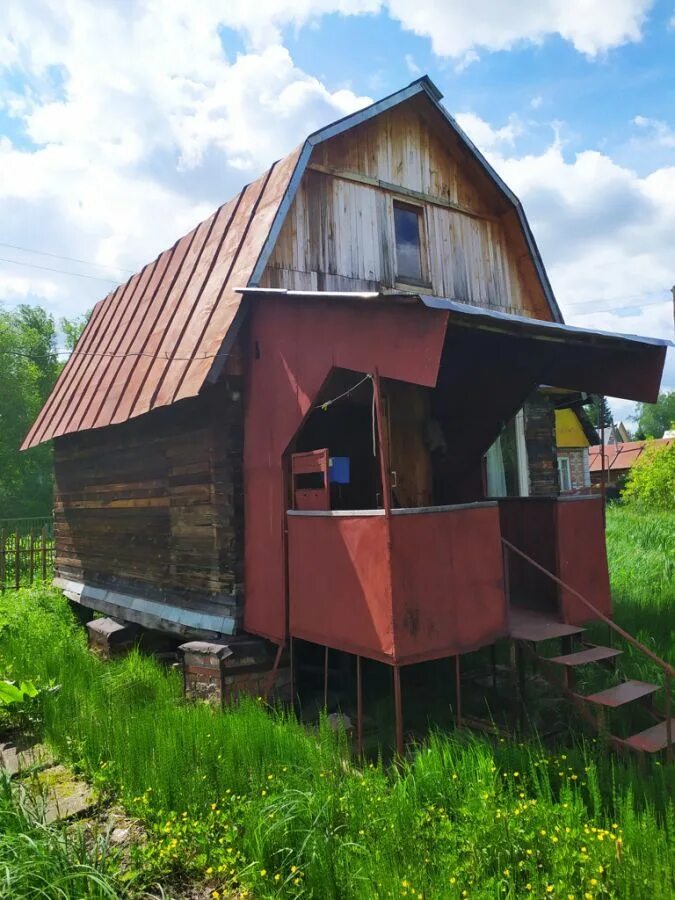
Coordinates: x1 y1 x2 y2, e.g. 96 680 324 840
86 617 140 659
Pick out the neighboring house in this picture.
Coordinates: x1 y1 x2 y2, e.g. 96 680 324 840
555 405 597 493
22 77 670 746
589 438 674 489
596 422 630 444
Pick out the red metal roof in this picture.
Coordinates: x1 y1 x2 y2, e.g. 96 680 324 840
589 438 673 472
21 147 302 450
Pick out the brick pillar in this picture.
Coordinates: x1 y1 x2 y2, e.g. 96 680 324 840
179 637 290 705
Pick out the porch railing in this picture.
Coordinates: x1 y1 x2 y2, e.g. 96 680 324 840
502 538 673 760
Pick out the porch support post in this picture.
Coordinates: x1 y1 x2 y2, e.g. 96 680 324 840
323 645 329 709
372 368 392 516
393 664 404 756
289 636 296 712
356 654 363 756
455 654 462 727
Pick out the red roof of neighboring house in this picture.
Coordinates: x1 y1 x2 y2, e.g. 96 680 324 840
589 438 673 473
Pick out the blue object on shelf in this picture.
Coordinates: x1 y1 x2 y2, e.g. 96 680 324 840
329 456 350 484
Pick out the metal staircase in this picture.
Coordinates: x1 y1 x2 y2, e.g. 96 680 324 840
504 541 674 761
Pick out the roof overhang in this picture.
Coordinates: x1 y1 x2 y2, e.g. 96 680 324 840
238 288 670 404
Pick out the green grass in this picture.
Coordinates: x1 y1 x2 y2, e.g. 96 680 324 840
0 507 673 898
0 774 120 899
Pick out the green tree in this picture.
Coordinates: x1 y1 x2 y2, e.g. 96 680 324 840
0 305 60 517
60 309 92 352
634 391 675 439
588 395 613 430
622 441 675 510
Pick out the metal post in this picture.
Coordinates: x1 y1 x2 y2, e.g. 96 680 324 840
41 525 48 581
323 645 329 709
289 636 296 713
29 530 35 585
372 368 392 516
14 530 20 590
0 528 5 592
455 655 462 727
600 404 606 522
489 644 497 692
356 654 363 756
666 673 672 764
393 665 404 756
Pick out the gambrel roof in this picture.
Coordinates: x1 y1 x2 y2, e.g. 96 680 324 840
23 76 562 449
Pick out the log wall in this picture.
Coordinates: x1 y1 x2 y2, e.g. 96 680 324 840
53 379 244 624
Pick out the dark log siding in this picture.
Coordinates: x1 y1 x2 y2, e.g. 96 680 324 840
53 379 244 624
524 392 560 496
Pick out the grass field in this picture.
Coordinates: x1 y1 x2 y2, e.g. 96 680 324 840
0 506 673 898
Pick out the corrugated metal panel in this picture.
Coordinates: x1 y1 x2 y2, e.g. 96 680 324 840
22 149 302 449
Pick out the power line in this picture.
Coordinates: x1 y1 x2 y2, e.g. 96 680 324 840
0 242 135 275
0 256 123 284
0 345 224 362
569 298 669 316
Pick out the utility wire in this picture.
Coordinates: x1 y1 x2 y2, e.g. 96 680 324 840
569 298 669 316
0 242 135 275
0 256 122 284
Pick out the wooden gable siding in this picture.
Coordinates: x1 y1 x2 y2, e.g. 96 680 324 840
53 381 244 620
261 100 550 318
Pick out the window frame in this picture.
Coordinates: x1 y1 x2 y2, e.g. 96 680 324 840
392 197 431 289
558 455 572 492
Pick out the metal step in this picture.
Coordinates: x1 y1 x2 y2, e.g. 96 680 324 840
548 645 622 667
509 610 585 643
582 679 659 709
623 719 675 754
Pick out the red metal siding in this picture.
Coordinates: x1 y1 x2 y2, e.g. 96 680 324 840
556 499 612 624
389 506 507 663
288 515 394 660
243 297 448 642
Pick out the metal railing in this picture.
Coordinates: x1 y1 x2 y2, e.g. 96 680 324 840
0 525 54 591
502 537 673 761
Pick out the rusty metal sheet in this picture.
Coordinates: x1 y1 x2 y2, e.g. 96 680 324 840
109 224 203 426
389 505 507 663
21 148 301 450
287 514 395 661
151 168 271 410
172 148 303 404
243 297 449 642
556 497 612 624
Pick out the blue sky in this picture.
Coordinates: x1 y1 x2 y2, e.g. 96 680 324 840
0 1 673 421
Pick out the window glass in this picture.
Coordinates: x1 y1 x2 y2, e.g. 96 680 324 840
394 202 423 281
558 456 571 492
486 411 529 497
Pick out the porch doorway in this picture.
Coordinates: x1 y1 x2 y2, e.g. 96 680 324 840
293 369 381 510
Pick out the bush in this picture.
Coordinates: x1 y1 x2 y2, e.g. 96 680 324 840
622 441 675 511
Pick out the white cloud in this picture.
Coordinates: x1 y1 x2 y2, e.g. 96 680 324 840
454 112 524 150
214 0 655 59
530 95 543 110
633 115 675 148
404 53 421 76
454 50 480 73
385 0 654 58
0 1 370 318
457 115 674 404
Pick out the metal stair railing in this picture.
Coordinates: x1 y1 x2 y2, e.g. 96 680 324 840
502 538 673 761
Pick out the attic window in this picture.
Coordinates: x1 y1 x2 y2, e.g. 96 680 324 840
393 201 425 283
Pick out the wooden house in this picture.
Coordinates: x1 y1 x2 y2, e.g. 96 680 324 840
550 392 598 493
24 77 673 754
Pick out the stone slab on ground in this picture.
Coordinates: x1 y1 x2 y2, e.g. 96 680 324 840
0 739 54 777
26 764 98 824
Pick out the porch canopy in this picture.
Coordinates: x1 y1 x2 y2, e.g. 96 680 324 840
241 288 669 476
